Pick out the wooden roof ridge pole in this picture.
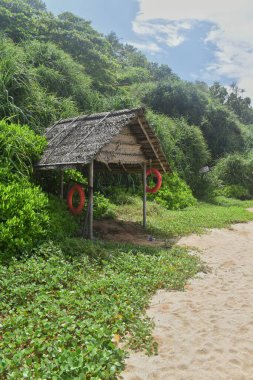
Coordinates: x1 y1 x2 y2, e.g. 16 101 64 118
44 119 82 163
45 113 92 163
67 111 112 156
47 116 80 145
46 118 63 136
137 117 166 173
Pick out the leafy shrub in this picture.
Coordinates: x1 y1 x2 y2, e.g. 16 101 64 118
192 170 220 200
0 120 46 177
94 192 115 219
149 173 196 210
212 153 253 198
0 179 49 255
109 187 138 205
0 120 49 256
64 169 88 186
218 185 250 200
47 196 79 241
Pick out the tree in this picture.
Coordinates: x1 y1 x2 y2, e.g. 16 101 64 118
226 83 253 124
209 82 253 125
147 111 210 193
209 82 228 104
200 104 245 159
143 80 209 125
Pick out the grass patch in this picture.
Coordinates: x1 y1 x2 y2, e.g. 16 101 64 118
0 241 200 379
116 196 253 238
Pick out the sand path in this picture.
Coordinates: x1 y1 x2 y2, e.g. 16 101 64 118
121 221 253 380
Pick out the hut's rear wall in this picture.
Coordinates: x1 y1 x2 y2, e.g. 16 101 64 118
95 126 146 164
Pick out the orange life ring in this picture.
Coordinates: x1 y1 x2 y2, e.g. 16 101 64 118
146 168 162 193
67 184 85 215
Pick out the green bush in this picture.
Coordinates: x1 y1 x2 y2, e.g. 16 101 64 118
47 196 79 241
0 120 46 178
218 185 250 200
0 179 49 256
94 192 115 219
109 187 138 205
212 153 253 198
149 173 196 210
64 169 88 186
0 120 50 256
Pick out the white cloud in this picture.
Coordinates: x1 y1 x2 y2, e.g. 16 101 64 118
134 0 253 97
128 41 162 53
132 20 191 47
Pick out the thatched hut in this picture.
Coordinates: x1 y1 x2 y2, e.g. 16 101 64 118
36 107 171 238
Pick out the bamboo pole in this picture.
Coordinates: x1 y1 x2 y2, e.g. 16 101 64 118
88 160 94 240
143 162 147 228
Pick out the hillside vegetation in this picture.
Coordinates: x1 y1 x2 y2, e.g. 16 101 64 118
1 1 253 378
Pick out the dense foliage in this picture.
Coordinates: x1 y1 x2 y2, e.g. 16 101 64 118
211 153 253 199
148 173 196 210
1 0 253 193
0 179 49 255
0 121 49 256
147 111 210 195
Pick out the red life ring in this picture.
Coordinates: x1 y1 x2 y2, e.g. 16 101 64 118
146 168 162 193
67 184 85 215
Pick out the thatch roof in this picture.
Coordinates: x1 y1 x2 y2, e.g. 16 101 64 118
36 107 170 173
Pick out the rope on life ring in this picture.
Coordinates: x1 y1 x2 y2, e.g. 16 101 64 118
67 184 85 215
146 168 162 193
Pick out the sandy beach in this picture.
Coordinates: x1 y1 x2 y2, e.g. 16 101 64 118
121 221 253 380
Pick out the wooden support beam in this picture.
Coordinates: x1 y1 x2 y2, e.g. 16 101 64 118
121 163 128 173
105 162 112 172
60 170 64 200
88 160 94 240
137 117 166 173
143 162 147 229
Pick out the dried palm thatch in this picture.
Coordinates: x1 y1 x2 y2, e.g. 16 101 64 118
36 107 170 173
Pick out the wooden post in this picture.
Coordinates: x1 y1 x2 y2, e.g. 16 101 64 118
60 170 64 200
88 160 94 240
143 162 147 228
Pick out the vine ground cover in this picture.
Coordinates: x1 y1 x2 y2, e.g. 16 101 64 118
0 242 200 379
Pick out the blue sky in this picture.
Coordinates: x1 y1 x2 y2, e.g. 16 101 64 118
44 0 253 97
